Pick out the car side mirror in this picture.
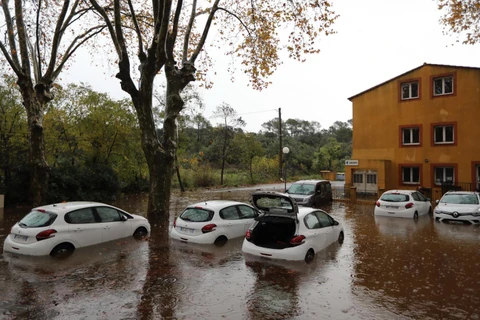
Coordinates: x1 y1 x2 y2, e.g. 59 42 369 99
120 215 128 221
435 200 440 205
426 198 431 202
333 220 339 226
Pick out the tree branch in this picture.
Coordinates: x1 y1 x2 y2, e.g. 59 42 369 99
51 25 106 81
89 0 121 57
44 0 72 81
182 0 196 62
189 0 220 64
14 0 31 77
0 41 22 75
1 0 20 68
170 0 183 55
127 0 146 62
217 7 251 36
35 0 42 78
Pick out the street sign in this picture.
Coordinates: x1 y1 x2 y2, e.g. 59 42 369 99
345 160 359 166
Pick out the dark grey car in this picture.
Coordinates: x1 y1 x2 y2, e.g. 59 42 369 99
286 180 333 207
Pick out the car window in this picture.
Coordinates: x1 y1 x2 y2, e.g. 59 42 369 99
441 194 479 204
97 207 122 222
237 205 257 219
304 213 321 229
315 211 334 227
288 184 315 195
220 206 240 220
416 192 427 201
380 193 409 202
19 210 57 227
411 192 420 201
180 208 213 222
66 208 97 224
254 195 294 212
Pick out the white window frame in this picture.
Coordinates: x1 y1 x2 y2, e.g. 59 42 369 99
402 167 420 184
402 127 420 145
401 81 419 100
434 167 455 185
353 174 363 183
366 174 376 184
434 125 454 144
433 76 453 96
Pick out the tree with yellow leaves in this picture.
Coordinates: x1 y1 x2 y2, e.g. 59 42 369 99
437 0 480 44
90 0 338 224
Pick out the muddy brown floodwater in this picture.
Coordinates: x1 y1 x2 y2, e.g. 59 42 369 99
1 187 480 320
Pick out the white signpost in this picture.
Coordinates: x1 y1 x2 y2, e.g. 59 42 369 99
345 160 359 166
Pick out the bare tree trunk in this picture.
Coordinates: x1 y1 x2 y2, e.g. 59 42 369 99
18 79 50 206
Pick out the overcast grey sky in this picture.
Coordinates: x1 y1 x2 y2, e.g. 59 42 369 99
64 0 480 133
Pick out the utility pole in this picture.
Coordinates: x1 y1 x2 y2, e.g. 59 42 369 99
278 108 282 178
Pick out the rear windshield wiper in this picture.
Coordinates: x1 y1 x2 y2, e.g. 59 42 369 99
19 222 27 227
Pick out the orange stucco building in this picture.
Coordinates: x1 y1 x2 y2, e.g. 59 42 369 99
345 63 480 200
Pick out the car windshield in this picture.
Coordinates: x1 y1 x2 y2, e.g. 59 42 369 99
19 210 57 227
380 193 409 202
254 195 294 212
180 207 213 222
287 183 315 195
440 194 479 205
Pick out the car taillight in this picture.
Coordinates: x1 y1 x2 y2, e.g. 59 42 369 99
173 218 177 228
376 201 380 207
36 229 57 241
201 224 217 233
245 229 251 240
405 202 414 209
290 235 305 246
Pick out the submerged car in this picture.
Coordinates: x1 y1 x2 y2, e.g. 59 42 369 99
3 202 151 258
170 200 259 245
242 191 344 263
285 180 332 207
374 190 432 219
434 191 480 224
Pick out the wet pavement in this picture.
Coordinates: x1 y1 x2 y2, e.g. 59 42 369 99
1 187 480 319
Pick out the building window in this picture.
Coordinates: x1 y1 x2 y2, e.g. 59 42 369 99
402 127 420 145
401 81 419 100
366 174 376 184
353 174 363 183
433 76 453 96
402 167 420 184
434 167 455 185
434 125 454 144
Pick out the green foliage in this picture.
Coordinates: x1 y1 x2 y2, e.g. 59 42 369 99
252 156 279 182
47 163 120 203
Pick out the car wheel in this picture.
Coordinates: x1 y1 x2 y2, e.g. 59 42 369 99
338 231 345 245
305 249 315 263
214 236 228 246
50 243 75 259
133 227 148 240
413 211 419 221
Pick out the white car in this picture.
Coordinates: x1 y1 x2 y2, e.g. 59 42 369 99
3 201 151 257
170 200 260 245
374 190 432 219
434 191 480 224
241 191 344 263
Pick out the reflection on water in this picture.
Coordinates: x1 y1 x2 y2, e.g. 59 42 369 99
0 191 480 319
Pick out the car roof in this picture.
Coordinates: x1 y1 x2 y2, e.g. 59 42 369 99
382 190 414 195
297 207 325 218
34 201 111 215
444 191 479 195
291 179 330 185
187 200 248 211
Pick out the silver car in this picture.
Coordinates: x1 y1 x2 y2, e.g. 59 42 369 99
434 191 480 224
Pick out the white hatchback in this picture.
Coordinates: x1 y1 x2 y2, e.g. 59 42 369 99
374 190 432 219
3 201 151 257
241 191 344 263
169 200 259 245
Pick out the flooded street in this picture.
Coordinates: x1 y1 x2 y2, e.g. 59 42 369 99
1 187 480 319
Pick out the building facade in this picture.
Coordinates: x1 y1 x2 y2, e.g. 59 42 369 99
345 63 480 199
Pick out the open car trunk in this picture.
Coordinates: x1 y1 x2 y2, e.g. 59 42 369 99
249 215 297 249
